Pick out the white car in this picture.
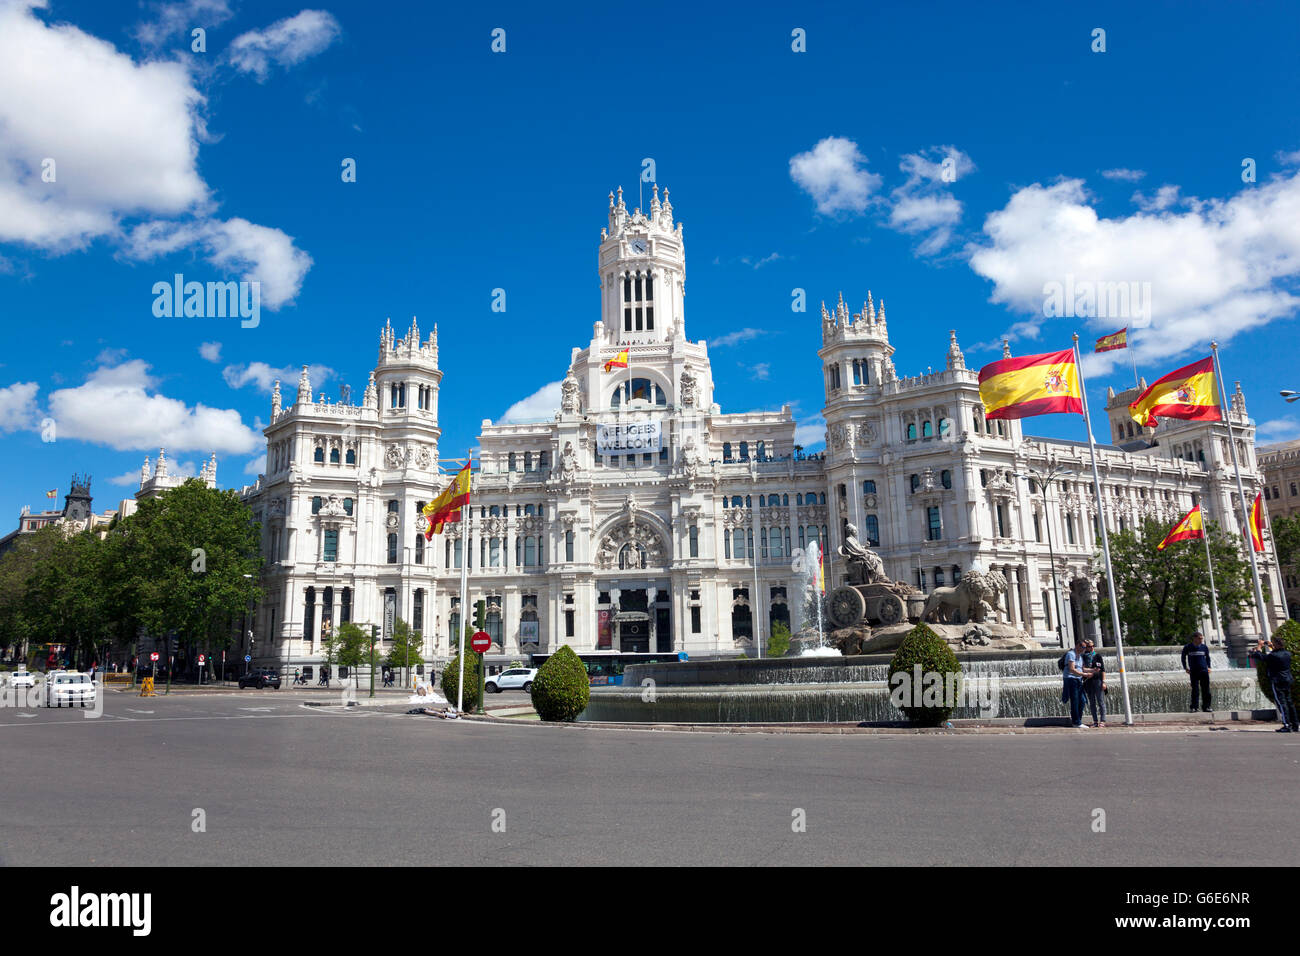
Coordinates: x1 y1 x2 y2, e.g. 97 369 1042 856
485 668 537 693
44 671 96 708
9 670 35 688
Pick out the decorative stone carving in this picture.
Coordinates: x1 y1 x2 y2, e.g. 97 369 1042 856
857 420 878 445
839 522 888 585
680 368 698 407
561 373 580 413
828 423 850 451
415 445 432 470
318 494 346 517
385 443 405 469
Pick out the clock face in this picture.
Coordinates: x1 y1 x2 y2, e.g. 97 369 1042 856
629 238 647 255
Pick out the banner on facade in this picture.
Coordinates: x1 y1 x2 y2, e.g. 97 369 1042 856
597 420 661 454
520 620 539 645
597 610 612 649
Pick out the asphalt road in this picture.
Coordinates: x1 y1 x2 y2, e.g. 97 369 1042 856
2 689 1296 866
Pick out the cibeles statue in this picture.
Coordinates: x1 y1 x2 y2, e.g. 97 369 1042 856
839 523 888 585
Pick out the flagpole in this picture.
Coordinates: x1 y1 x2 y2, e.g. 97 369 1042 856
1074 334 1134 725
1199 506 1223 644
1210 342 1271 644
456 449 471 712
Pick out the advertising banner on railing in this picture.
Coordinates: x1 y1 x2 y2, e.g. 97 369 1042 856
597 420 661 454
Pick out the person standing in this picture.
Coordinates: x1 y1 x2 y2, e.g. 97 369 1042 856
1082 639 1107 728
1181 631 1212 713
1062 638 1097 729
1250 636 1297 733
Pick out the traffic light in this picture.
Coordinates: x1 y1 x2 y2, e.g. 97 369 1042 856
473 600 487 632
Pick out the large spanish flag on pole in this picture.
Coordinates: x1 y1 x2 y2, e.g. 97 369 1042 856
1157 506 1204 550
421 462 471 539
603 349 629 373
1248 493 1265 553
1094 328 1128 353
978 349 1082 420
1128 356 1220 427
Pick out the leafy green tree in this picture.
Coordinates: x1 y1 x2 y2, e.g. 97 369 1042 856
335 622 374 689
768 620 792 657
1095 518 1251 645
385 618 424 684
121 480 262 661
887 623 962 726
530 645 589 721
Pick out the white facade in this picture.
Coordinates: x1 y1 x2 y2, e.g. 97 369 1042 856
242 187 1284 664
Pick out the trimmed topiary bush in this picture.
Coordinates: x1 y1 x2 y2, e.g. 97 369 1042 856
441 651 481 711
1254 619 1300 712
530 645 590 722
887 622 963 727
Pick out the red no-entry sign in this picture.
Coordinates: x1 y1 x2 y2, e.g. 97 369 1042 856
471 631 491 654
150 652 160 662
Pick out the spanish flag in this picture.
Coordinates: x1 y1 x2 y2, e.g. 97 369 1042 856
1094 328 1127 353
1157 506 1203 550
977 349 1082 421
1248 493 1265 553
45 489 57 499
421 462 472 539
1128 357 1220 427
603 349 629 373
817 542 826 594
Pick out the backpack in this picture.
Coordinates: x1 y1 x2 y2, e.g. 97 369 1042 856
1058 652 1069 672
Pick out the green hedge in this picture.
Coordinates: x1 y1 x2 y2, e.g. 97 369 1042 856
530 645 589 722
441 651 481 711
887 623 962 727
1254 619 1300 713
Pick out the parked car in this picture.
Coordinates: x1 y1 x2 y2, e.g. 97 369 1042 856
9 669 35 688
238 668 282 690
485 667 537 693
44 671 96 708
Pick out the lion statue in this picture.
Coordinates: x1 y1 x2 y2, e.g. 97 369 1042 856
922 568 1009 625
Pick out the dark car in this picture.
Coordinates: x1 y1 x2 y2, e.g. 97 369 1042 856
238 668 281 690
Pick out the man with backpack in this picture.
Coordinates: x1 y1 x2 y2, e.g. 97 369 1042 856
1250 636 1297 733
1181 630 1212 713
1081 639 1106 728
1060 638 1098 728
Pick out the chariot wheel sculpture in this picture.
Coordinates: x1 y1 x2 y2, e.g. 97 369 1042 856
874 593 906 626
828 586 866 629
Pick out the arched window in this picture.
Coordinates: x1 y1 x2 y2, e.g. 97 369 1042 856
387 533 398 564
329 447 340 464
345 447 356 465
739 441 749 461
910 474 920 493
732 495 743 508
343 497 353 516
938 418 950 438
723 442 732 462
619 543 647 569
941 470 952 489
922 420 933 438
414 534 424 564
906 423 917 442
508 452 517 472
611 378 666 407
313 446 324 463
863 480 876 494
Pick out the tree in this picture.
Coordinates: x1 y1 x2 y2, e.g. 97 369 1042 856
334 622 373 689
768 620 792 657
530 645 589 721
887 623 962 726
385 618 424 685
1095 518 1252 645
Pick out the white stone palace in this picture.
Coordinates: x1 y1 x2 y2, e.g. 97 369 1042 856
239 186 1287 667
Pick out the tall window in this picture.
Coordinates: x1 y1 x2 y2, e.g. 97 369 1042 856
387 533 398 564
415 534 424 564
323 529 339 562
941 470 952 490
862 480 876 494
565 530 574 562
907 423 917 442
412 589 424 634
922 420 933 438
689 524 699 557
622 270 654 331
927 506 942 541
341 588 351 623
723 442 732 462
304 587 316 646
864 514 880 546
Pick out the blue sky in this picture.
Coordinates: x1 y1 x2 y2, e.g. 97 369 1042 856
2 0 1299 521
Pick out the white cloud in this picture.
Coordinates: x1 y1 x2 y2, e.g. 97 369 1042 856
1257 419 1300 443
199 341 222 362
789 137 881 216
228 9 342 81
0 381 40 432
222 361 333 393
752 362 771 381
888 147 975 255
1131 184 1181 212
46 358 261 453
966 173 1300 366
133 0 234 49
498 380 562 424
0 2 313 308
109 458 199 486
125 217 313 308
1102 168 1146 182
244 453 267 475
709 327 768 348
793 416 826 449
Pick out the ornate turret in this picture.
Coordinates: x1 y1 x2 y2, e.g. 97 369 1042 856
271 379 281 418
363 371 377 409
1002 338 1012 359
598 185 686 345
1232 381 1247 418
296 365 312 404
946 330 966 371
155 448 168 479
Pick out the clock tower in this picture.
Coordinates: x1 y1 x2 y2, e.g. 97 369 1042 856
597 184 685 346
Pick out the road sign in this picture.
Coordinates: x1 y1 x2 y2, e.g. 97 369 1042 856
198 654 206 665
471 631 491 654
150 652 160 662
244 655 252 662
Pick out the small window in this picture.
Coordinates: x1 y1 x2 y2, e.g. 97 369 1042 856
906 423 917 442
941 470 952 490
312 496 322 514
314 446 325 463
345 448 356 465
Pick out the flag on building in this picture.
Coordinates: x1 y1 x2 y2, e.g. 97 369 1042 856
1157 506 1204 550
603 349 629 373
1248 493 1265 553
421 462 472 539
977 349 1082 420
45 489 57 498
817 542 826 594
1094 328 1128 352
1128 356 1220 427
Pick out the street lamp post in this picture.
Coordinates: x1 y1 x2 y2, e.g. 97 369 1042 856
1016 465 1069 648
242 573 254 677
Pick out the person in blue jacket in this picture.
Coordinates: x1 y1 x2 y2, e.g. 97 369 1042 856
1181 631 1212 713
1250 636 1297 733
